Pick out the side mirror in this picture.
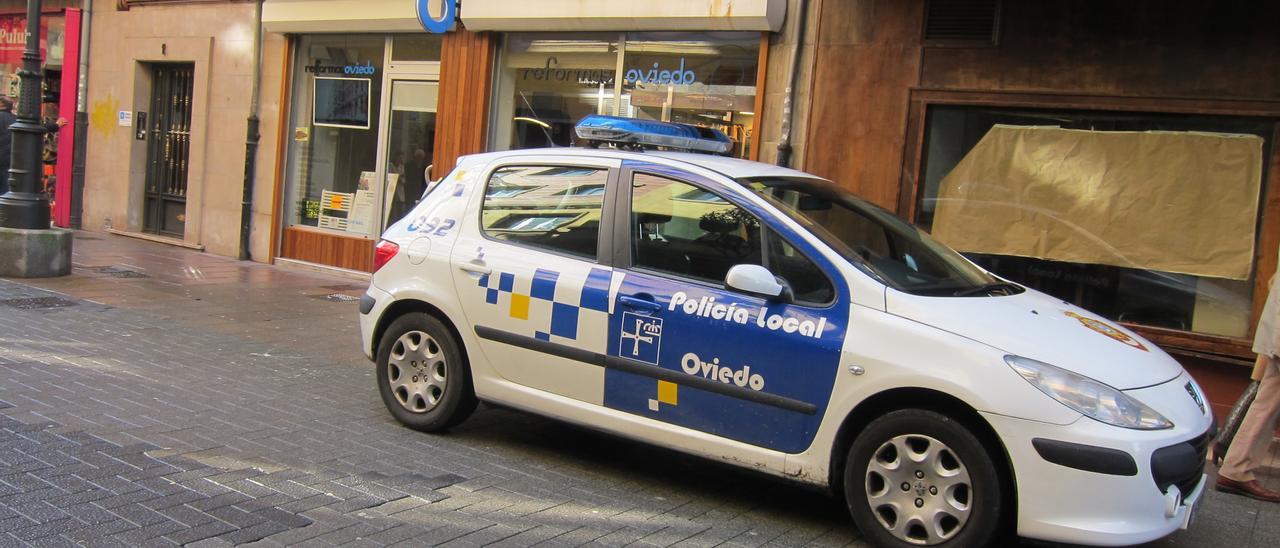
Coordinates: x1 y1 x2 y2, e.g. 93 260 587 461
725 264 790 301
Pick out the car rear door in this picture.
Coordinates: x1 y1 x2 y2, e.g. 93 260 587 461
450 155 623 405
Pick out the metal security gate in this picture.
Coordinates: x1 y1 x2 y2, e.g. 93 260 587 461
143 63 194 236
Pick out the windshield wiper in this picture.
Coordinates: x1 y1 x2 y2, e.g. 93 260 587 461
953 282 1022 297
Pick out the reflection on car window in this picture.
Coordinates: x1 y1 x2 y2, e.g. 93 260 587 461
742 178 1006 297
631 173 834 303
481 166 607 259
632 173 762 283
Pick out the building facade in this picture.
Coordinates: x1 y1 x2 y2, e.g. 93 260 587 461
81 0 285 259
262 0 785 272
75 0 1273 405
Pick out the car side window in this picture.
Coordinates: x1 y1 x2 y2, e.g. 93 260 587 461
630 172 769 285
481 165 607 260
766 230 835 304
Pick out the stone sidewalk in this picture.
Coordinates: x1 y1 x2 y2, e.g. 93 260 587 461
0 231 1275 547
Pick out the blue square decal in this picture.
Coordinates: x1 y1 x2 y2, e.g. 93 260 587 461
550 303 579 339
535 331 550 342
531 269 558 301
486 288 499 304
499 272 515 293
619 312 662 365
477 273 490 288
581 268 612 312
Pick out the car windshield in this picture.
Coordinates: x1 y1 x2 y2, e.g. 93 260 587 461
740 177 1013 297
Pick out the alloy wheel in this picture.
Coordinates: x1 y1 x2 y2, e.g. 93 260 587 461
864 433 973 545
387 330 447 413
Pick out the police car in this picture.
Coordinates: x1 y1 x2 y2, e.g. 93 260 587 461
358 116 1213 547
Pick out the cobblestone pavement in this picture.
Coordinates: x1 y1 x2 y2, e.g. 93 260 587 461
0 232 1276 547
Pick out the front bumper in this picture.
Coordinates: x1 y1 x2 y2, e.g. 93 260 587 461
984 375 1214 546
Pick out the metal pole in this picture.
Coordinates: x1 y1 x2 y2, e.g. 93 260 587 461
776 0 810 169
238 0 263 260
0 0 49 229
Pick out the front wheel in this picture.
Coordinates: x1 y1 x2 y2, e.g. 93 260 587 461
843 409 1005 547
376 312 477 432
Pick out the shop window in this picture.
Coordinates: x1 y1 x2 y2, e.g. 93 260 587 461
391 34 442 62
481 165 608 260
492 31 759 158
283 35 385 236
918 106 1272 338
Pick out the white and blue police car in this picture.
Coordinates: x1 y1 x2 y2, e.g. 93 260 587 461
358 115 1214 547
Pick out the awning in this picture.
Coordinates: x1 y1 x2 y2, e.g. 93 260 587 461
263 0 424 33
460 0 785 32
264 0 786 34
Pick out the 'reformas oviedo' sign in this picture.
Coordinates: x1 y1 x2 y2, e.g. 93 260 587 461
304 60 377 76
624 59 697 86
417 0 457 34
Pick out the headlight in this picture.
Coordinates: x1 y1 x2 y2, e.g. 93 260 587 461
1004 355 1173 430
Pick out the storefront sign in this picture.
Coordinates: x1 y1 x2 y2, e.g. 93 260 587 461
521 57 614 86
624 59 697 86
416 0 457 34
304 60 377 76
0 14 53 65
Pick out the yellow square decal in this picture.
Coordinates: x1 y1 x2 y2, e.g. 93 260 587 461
657 380 678 405
509 293 530 320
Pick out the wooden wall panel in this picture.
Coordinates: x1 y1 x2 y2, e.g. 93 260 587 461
280 228 374 272
433 29 496 178
802 0 923 210
921 2 1280 100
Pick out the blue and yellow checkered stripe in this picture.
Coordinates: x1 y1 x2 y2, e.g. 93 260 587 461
478 267 613 342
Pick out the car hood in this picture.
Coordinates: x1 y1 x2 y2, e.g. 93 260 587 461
884 287 1184 390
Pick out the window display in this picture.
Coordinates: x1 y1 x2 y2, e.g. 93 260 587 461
282 35 384 236
918 106 1271 338
492 32 759 158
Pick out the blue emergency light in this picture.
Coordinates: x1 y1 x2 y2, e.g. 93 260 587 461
574 115 732 155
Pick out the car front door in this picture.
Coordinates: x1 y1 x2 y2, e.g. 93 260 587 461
602 161 850 453
450 156 623 404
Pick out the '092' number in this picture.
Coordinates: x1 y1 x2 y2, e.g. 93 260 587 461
408 217 455 236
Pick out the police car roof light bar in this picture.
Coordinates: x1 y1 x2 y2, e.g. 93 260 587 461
574 115 732 155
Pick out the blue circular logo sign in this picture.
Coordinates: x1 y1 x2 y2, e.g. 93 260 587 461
417 0 456 34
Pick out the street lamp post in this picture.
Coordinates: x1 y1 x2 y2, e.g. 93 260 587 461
0 0 71 277
0 0 48 228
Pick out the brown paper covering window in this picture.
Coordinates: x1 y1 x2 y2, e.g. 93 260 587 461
931 125 1264 280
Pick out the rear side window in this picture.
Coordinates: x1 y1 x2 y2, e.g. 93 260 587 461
481 165 607 260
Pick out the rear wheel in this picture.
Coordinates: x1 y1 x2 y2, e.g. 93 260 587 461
843 409 1004 547
376 312 477 432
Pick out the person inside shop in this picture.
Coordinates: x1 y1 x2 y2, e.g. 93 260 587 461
0 96 66 196
1216 271 1280 503
389 149 405 176
404 147 431 205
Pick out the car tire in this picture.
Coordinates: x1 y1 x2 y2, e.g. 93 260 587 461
843 409 1004 547
376 312 477 432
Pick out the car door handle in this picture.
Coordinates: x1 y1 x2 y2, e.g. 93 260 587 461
619 295 661 311
458 262 491 275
